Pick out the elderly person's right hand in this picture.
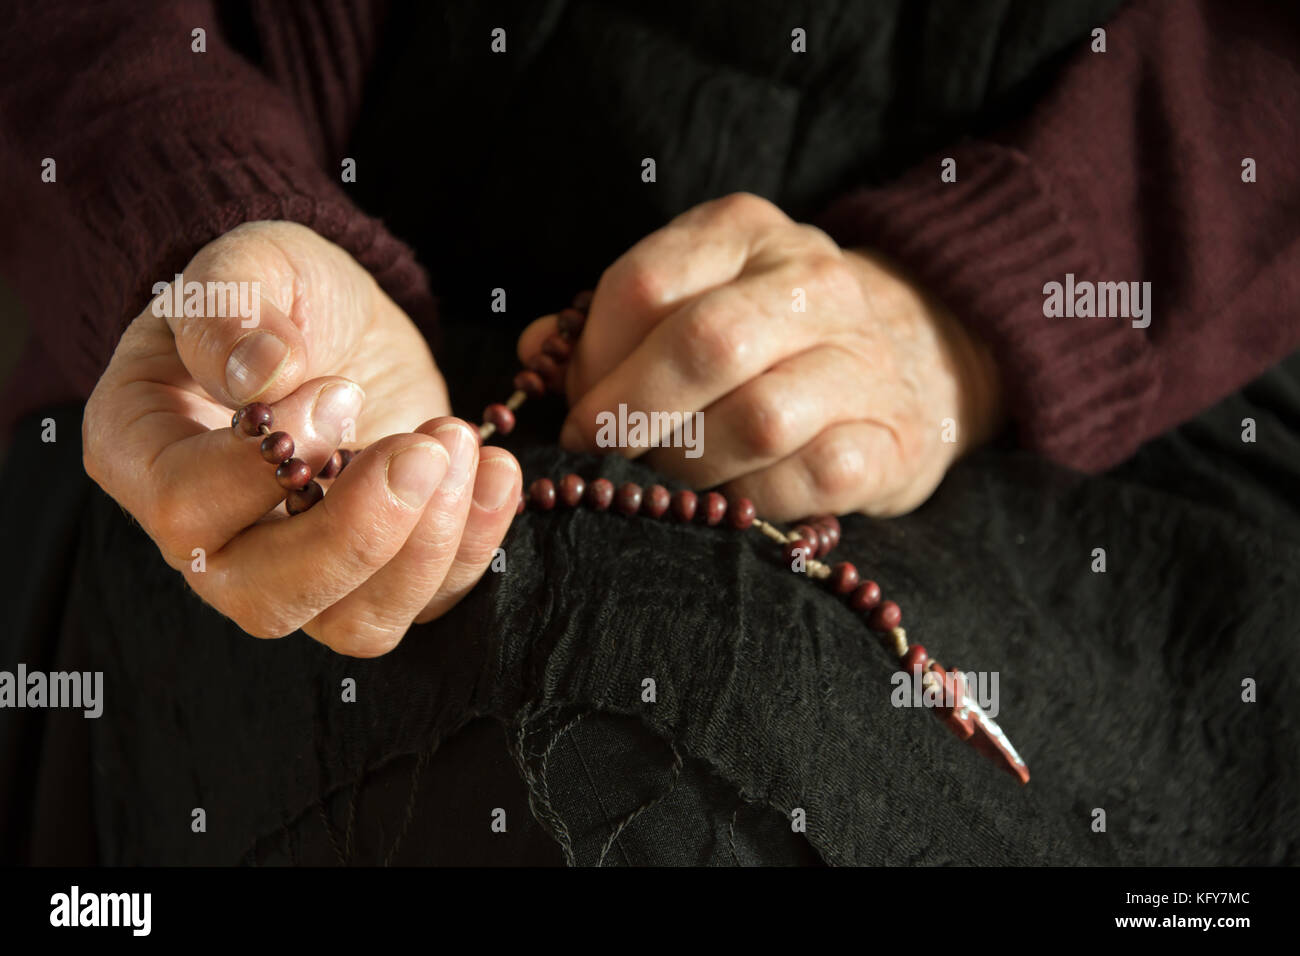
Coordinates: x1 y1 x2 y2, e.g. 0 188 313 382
83 221 521 657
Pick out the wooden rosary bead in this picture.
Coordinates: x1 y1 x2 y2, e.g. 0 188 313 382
558 473 586 508
285 480 324 515
528 477 557 510
483 403 516 436
571 290 594 312
815 525 833 556
528 353 565 391
700 491 727 526
671 489 697 523
901 644 928 673
869 600 902 632
513 369 546 399
317 450 344 480
815 514 840 536
275 458 313 491
337 449 355 472
820 522 840 552
585 477 614 511
829 562 859 595
642 484 670 519
792 525 821 557
849 580 882 612
260 431 294 464
233 402 273 436
557 307 587 339
541 333 572 362
784 538 816 565
728 497 755 530
615 482 643 516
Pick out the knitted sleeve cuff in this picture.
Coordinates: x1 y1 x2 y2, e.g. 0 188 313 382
814 142 1160 473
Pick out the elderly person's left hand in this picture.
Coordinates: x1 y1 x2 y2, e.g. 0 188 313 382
518 193 1004 520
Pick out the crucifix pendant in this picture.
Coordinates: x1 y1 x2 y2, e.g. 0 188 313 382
924 664 1031 784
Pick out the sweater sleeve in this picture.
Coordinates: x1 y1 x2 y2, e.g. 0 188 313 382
815 0 1300 472
0 0 433 401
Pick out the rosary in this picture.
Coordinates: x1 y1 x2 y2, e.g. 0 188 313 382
231 289 1030 784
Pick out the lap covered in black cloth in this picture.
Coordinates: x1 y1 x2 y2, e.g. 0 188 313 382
2 352 1299 866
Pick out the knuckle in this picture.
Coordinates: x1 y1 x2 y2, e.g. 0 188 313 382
609 257 669 311
80 393 110 486
315 618 407 658
682 304 748 376
145 482 196 553
224 597 300 641
796 223 840 254
80 437 104 489
806 253 862 308
186 227 263 283
736 387 797 458
710 191 782 224
809 437 871 501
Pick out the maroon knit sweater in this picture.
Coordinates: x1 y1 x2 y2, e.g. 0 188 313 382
2 0 1298 472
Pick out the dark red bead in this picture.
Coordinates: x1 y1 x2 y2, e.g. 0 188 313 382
285 480 323 515
728 497 756 530
317 450 344 480
784 538 816 566
559 473 586 508
260 431 294 464
275 458 313 491
671 490 697 523
528 353 564 390
642 484 670 518
829 562 859 595
792 525 821 557
820 522 840 552
869 600 902 632
233 402 273 436
337 448 355 472
585 477 614 510
483 403 516 435
557 308 587 339
513 369 546 399
849 580 882 612
815 514 841 536
901 644 928 673
541 334 572 362
571 290 595 312
615 482 643 516
700 491 727 526
528 478 557 510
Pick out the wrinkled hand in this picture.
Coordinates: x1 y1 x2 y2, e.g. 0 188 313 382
84 221 521 656
519 193 1003 519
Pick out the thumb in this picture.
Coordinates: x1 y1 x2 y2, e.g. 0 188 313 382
156 221 379 407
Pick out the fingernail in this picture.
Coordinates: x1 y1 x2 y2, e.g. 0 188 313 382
560 421 583 451
433 422 478 491
311 382 364 443
226 331 289 402
386 443 447 510
472 456 520 511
